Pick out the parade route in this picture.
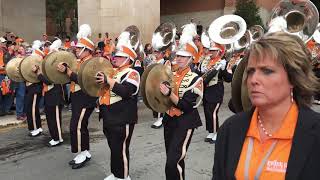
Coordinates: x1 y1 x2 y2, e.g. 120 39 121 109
1 86 320 180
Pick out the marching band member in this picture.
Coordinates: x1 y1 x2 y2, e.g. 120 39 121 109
56 24 98 169
159 23 203 180
32 38 64 147
96 32 140 180
150 48 165 129
150 23 176 129
25 40 44 137
198 42 233 144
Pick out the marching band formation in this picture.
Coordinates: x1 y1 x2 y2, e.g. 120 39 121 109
1 0 320 179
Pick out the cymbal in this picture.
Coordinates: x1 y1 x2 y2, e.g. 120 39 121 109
43 51 77 84
19 55 42 83
145 64 173 113
5 57 24 82
231 57 251 112
78 57 114 97
140 63 158 109
241 66 252 112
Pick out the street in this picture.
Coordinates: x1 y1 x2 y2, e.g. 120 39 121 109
0 85 319 180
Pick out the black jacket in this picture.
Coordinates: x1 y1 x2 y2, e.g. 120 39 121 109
203 68 232 104
100 73 138 126
69 72 97 108
212 107 320 180
163 76 202 130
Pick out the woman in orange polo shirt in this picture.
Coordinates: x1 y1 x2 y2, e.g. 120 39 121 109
212 32 320 180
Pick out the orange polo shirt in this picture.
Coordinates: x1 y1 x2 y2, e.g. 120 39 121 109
235 102 298 180
0 49 5 74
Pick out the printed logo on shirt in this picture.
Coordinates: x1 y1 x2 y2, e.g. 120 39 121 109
266 160 287 173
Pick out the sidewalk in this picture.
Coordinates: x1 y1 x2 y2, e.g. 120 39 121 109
0 114 47 128
0 115 25 128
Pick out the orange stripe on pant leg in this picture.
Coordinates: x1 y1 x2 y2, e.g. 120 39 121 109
212 103 220 133
32 94 37 130
177 129 192 180
77 108 86 153
55 106 63 141
122 124 129 178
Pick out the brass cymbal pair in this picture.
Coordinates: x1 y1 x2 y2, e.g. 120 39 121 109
140 64 173 113
6 55 43 83
78 57 114 97
6 51 78 84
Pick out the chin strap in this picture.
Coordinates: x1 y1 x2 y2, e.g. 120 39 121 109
78 47 86 58
118 57 130 67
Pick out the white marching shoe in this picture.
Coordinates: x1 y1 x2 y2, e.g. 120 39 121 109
29 128 43 137
47 139 63 147
104 174 116 180
205 133 217 144
151 117 163 129
116 176 131 180
70 150 92 169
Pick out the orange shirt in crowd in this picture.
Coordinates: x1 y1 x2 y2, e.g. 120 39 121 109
235 102 299 180
103 38 115 56
64 41 71 49
0 49 5 74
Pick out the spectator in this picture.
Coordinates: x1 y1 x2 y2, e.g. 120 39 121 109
197 21 203 35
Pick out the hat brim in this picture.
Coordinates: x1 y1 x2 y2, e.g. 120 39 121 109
176 50 192 57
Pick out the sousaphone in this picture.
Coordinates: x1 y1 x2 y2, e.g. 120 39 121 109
152 22 176 52
42 51 77 84
5 57 24 82
267 0 319 42
249 25 265 42
208 14 247 45
19 55 42 83
78 57 114 97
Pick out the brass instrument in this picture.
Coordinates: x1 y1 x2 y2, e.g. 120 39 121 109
19 55 43 83
267 0 319 42
42 51 77 84
140 64 173 113
249 25 265 42
5 57 24 82
78 57 114 97
208 14 247 45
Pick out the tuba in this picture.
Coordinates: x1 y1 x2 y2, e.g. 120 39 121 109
232 0 319 112
267 0 319 42
152 22 176 52
208 14 247 45
249 25 265 42
208 14 248 61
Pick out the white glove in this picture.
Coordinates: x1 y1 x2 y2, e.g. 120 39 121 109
219 59 227 71
214 59 227 71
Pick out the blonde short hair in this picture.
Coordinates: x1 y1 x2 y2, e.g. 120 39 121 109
247 32 319 107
